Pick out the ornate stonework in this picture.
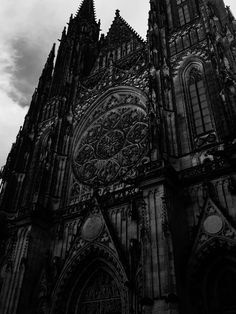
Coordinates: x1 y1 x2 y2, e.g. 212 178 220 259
73 92 149 186
78 269 122 314
81 215 104 241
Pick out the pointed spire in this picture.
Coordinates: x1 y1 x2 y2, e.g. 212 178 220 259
40 43 55 82
76 0 96 22
60 27 67 42
38 43 55 91
28 43 55 121
45 43 55 70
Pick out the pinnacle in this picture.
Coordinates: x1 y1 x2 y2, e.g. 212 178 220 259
49 43 56 59
76 0 96 22
44 43 55 71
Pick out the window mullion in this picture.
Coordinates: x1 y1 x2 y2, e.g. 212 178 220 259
195 80 206 133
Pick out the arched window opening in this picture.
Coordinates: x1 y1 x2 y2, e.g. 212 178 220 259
176 0 190 26
188 67 213 136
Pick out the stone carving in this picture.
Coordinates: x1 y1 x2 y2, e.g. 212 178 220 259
74 52 149 124
194 132 217 148
73 95 149 186
81 215 104 241
79 270 122 314
171 42 209 75
203 214 223 234
191 198 236 258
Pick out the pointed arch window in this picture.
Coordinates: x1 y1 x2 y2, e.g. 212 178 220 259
176 0 190 26
188 68 213 136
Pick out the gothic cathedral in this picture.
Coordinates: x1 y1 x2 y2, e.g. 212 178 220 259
1 0 236 313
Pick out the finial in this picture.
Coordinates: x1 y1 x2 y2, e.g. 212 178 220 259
115 9 120 17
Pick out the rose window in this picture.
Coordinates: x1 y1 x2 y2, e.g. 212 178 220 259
73 98 149 186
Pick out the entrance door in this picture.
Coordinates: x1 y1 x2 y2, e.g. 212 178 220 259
206 262 236 314
218 269 236 314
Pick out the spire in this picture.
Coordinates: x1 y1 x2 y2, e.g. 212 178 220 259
43 43 55 75
76 0 96 22
27 43 55 122
38 43 55 90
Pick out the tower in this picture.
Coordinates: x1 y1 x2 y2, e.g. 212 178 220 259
1 0 236 313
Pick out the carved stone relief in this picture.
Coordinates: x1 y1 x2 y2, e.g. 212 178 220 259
73 93 149 187
78 269 122 314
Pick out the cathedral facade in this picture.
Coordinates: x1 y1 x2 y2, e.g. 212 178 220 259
1 0 236 313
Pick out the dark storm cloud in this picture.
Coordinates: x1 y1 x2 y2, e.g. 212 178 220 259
5 37 47 107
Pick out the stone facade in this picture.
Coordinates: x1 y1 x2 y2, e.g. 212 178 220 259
1 0 236 313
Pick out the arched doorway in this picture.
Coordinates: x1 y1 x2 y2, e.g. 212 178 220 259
204 256 236 314
77 268 122 314
187 247 236 314
218 269 236 314
51 248 129 314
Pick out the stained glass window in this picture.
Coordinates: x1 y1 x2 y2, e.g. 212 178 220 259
188 68 213 135
177 0 190 26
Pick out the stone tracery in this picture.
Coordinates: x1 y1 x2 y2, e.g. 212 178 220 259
73 92 149 186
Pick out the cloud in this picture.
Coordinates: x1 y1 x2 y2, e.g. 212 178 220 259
0 0 76 108
0 93 27 167
0 38 42 108
5 37 46 107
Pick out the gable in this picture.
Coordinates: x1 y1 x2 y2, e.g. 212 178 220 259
190 198 236 264
105 10 144 48
90 10 146 75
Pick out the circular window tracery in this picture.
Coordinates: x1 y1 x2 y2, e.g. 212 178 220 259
73 94 149 187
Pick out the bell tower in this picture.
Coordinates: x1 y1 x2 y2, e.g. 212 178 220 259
149 0 236 157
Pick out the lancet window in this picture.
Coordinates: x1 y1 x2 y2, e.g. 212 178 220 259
187 67 213 136
176 0 190 26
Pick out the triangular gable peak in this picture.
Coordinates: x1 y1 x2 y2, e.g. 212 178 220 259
91 10 146 74
105 9 145 49
189 198 236 268
61 197 129 276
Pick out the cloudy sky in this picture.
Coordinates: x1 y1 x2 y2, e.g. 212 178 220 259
0 0 235 169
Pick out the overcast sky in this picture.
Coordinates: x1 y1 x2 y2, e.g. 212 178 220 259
0 0 236 169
